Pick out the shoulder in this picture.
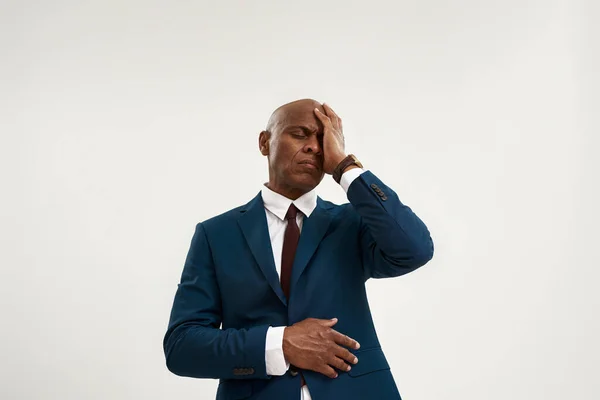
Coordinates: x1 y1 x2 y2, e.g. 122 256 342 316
198 204 246 230
192 192 260 231
318 197 360 221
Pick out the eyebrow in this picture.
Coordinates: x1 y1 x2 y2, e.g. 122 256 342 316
286 125 321 135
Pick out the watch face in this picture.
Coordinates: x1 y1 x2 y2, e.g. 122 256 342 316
350 155 363 168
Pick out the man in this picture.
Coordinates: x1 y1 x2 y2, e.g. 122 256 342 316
163 99 434 399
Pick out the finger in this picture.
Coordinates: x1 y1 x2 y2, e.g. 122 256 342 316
322 103 339 118
331 330 360 350
314 108 333 128
319 317 338 327
328 355 352 372
334 346 359 365
323 103 342 129
317 365 338 379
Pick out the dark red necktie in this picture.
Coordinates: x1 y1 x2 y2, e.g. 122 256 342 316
280 204 307 386
280 203 300 300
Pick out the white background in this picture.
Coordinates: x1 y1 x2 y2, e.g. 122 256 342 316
1 1 598 399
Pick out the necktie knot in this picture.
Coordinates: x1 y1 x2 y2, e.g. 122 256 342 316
285 204 299 220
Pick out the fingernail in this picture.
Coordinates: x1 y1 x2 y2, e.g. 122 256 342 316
355 342 360 349
347 365 351 371
315 108 320 112
334 373 338 378
353 357 358 364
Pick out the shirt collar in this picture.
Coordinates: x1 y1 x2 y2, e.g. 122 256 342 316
260 183 317 220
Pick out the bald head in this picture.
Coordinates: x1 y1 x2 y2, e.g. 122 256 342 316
265 98 325 135
258 98 326 199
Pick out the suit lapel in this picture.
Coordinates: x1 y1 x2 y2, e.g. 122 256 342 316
290 197 333 297
237 192 288 306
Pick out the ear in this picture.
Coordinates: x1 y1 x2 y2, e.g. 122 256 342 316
258 130 270 156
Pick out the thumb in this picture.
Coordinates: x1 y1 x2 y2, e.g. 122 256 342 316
322 317 338 326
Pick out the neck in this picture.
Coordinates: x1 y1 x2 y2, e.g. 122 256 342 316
265 181 309 200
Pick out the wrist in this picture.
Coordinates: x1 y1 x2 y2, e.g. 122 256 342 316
332 154 347 167
342 164 360 173
282 327 290 356
332 154 363 184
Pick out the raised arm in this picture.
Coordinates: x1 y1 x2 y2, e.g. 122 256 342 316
313 104 434 280
348 170 434 279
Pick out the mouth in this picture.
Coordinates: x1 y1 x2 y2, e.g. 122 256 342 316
299 160 321 170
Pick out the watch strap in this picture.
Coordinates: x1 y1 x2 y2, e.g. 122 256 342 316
333 154 363 183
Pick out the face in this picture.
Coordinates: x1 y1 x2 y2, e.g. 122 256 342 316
259 100 325 199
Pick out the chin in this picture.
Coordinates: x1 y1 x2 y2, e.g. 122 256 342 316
294 173 323 190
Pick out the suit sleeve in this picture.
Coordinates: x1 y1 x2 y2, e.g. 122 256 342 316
163 223 271 380
346 170 434 280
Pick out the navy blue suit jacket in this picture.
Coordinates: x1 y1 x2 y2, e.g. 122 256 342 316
163 170 434 399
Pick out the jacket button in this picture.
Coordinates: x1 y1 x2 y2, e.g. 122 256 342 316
289 368 298 377
381 195 388 201
370 183 378 189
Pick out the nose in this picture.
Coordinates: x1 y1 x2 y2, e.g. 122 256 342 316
304 134 322 155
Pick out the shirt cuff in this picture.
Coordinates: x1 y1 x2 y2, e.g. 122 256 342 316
339 167 366 193
265 326 289 376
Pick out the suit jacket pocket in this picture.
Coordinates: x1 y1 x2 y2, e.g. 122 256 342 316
217 379 253 399
347 347 390 377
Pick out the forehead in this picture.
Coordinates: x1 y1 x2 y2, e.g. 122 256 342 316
273 102 322 131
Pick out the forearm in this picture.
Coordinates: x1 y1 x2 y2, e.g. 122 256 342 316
164 322 270 379
347 170 434 277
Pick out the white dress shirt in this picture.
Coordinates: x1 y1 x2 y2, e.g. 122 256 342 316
262 167 365 400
